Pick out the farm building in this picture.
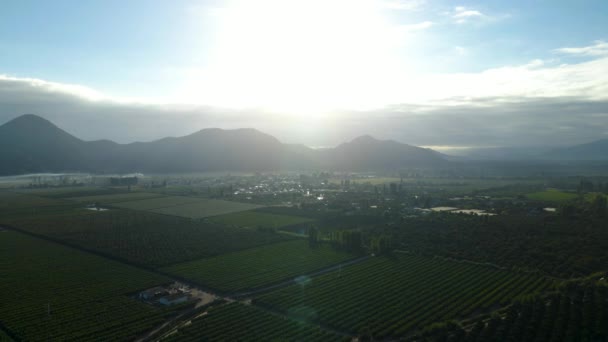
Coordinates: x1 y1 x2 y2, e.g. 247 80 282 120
139 286 167 300
159 293 190 306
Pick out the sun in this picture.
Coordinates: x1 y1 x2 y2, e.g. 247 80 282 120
178 0 411 115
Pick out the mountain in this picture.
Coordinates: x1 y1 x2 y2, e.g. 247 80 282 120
547 139 608 160
0 114 446 175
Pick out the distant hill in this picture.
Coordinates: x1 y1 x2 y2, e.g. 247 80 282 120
0 114 446 175
547 139 608 160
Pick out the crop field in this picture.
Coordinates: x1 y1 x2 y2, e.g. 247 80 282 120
150 198 262 219
164 302 345 342
3 209 292 267
163 240 355 292
526 189 579 202
0 231 175 341
254 253 553 337
112 195 202 210
0 191 66 212
68 191 163 203
210 210 314 229
13 186 126 198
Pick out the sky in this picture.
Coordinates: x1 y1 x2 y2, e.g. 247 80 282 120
1 0 607 150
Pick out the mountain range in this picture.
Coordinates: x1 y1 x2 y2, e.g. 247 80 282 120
0 114 446 175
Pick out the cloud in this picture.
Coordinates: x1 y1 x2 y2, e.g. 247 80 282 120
380 0 425 11
553 40 608 57
451 6 487 24
398 21 433 32
1 40 608 149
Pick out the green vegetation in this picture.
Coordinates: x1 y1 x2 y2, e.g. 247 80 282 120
255 253 553 337
68 191 162 203
210 210 314 229
386 213 608 277
164 302 345 342
4 210 291 267
0 231 175 341
111 195 262 218
163 240 354 292
0 191 65 211
526 189 579 202
413 275 608 342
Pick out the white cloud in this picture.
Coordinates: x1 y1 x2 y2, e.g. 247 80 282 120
451 6 487 24
554 40 608 57
380 0 425 11
398 21 433 32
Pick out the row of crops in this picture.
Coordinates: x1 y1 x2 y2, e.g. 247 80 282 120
254 253 554 338
163 240 355 293
210 210 314 229
163 302 347 341
0 231 177 341
416 279 608 342
4 209 292 267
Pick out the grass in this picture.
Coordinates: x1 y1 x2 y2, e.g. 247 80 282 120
112 195 202 210
0 191 66 212
162 240 355 292
526 189 579 202
210 210 314 229
0 230 175 341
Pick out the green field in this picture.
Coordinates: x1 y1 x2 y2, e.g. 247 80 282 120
3 209 291 267
68 191 162 203
255 253 553 337
526 189 579 202
163 240 355 292
0 231 175 341
164 302 345 341
112 195 202 210
210 210 314 229
0 192 66 212
151 199 262 219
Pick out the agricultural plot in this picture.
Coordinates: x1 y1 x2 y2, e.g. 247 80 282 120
0 191 65 212
112 195 202 210
526 189 578 202
13 186 124 198
163 240 355 292
150 198 262 219
68 191 162 203
164 302 345 342
210 210 314 229
4 210 292 267
0 231 175 341
255 253 553 337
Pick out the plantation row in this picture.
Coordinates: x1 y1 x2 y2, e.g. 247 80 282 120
255 253 553 338
163 302 347 341
415 278 608 342
163 240 354 293
210 210 314 229
4 210 291 267
0 231 177 341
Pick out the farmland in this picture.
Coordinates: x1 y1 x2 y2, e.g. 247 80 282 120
111 195 262 219
210 210 314 229
163 240 355 292
0 230 176 341
67 191 162 203
255 253 553 337
3 209 291 267
163 302 346 342
526 189 579 202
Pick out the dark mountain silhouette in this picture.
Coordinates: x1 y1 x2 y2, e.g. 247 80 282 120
547 139 608 160
0 114 446 175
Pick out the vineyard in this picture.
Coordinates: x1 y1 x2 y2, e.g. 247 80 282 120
0 231 176 341
3 209 291 267
163 240 355 292
254 253 554 338
163 302 346 341
414 275 608 341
